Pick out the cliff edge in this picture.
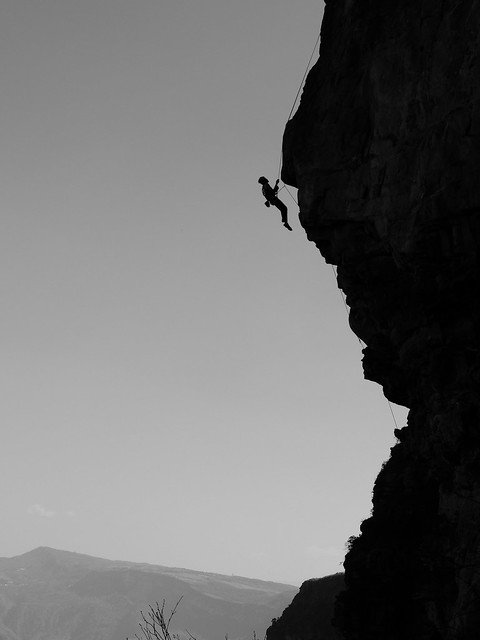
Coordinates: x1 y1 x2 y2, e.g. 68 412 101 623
271 0 480 638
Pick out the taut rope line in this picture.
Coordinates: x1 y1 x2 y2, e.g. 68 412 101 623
276 27 322 181
330 265 400 430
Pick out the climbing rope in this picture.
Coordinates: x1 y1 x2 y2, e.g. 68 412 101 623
277 180 401 430
283 184 299 205
285 29 322 124
268 180 402 431
329 264 400 430
276 26 322 181
276 153 283 184
387 400 399 430
263 20 402 433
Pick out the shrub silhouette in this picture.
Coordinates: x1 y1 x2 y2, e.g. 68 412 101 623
128 597 264 640
128 597 196 640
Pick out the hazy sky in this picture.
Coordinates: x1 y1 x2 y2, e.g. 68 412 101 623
0 0 407 585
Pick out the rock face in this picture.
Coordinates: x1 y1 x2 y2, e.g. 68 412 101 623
267 575 344 640
277 0 480 638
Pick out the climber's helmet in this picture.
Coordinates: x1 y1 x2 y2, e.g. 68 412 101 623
258 176 268 184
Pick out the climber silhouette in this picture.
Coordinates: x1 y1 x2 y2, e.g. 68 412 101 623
258 176 292 231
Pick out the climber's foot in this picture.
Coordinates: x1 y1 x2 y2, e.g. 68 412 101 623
283 222 292 231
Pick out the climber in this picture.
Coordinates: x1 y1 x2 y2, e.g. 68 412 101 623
258 176 292 231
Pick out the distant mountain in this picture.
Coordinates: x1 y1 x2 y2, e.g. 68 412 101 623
0 547 297 640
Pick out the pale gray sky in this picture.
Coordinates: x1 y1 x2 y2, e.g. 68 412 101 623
0 0 407 585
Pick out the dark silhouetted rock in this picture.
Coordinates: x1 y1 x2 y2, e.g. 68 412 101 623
267 574 344 640
274 0 480 638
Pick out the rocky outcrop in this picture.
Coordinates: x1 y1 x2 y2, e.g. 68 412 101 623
267 575 343 640
275 0 480 638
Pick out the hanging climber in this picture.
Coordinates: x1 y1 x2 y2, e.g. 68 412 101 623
258 176 292 231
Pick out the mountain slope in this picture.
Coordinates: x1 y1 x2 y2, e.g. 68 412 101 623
0 548 297 640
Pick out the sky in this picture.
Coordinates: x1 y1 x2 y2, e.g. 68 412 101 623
0 0 408 586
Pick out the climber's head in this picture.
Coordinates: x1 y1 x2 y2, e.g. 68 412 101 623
258 176 268 184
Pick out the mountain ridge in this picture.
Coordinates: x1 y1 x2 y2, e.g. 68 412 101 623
3 546 294 589
0 547 298 640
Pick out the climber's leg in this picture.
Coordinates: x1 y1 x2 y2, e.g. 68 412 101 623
272 199 292 231
271 198 287 222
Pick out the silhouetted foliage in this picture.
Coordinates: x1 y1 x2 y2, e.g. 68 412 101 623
129 597 265 640
128 598 196 640
345 536 358 552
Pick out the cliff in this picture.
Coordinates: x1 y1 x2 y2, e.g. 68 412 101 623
268 575 343 640
270 0 480 638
